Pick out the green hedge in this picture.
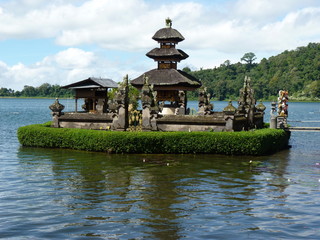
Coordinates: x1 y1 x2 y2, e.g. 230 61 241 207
17 122 290 155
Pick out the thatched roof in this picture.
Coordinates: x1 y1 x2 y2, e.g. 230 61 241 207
131 69 202 90
61 77 118 89
146 48 188 61
152 27 185 43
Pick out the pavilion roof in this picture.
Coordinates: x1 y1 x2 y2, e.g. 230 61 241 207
152 27 185 43
131 69 202 89
61 77 118 89
146 48 188 61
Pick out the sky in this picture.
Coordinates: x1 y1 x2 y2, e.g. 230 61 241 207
0 0 320 90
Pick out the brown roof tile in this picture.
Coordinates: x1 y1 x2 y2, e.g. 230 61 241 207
131 69 201 89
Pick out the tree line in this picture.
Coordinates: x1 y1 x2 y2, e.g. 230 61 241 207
0 83 73 98
1 42 320 101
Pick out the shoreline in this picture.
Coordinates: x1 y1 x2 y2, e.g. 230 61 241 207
1 96 320 103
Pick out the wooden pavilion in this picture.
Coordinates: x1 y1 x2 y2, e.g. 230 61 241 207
131 18 202 114
61 77 118 113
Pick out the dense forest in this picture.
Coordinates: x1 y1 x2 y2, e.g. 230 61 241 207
186 42 320 101
1 42 320 101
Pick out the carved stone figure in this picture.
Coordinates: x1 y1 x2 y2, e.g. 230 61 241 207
113 75 129 130
140 75 159 130
49 98 65 128
237 76 256 128
278 90 289 116
49 98 65 116
276 90 289 129
198 87 213 115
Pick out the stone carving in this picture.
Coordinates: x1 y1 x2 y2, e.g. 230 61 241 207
177 90 187 115
127 110 142 132
223 101 237 115
223 101 237 131
141 75 154 109
49 98 65 128
238 76 256 114
49 98 65 116
237 76 256 128
198 87 213 115
112 75 129 130
178 90 186 108
140 75 159 130
115 75 129 108
96 99 105 113
256 102 266 112
276 90 289 129
278 90 289 116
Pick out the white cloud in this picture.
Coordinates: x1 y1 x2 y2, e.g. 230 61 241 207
46 48 95 69
1 0 320 52
0 48 147 90
1 0 320 90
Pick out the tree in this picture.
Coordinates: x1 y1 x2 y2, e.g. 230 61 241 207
38 83 51 96
182 66 191 73
21 85 36 97
220 60 231 67
241 52 257 65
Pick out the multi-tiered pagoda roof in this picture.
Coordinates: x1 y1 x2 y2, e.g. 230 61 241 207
131 19 201 92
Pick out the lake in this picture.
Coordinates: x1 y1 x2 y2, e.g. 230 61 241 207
1 98 320 239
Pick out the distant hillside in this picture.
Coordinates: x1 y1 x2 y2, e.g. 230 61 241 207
1 43 320 101
186 42 320 101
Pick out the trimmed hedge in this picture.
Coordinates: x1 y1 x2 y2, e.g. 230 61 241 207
17 122 290 155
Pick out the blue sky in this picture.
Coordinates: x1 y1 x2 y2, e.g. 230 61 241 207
0 0 320 90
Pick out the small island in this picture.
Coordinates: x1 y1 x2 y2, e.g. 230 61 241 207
17 19 290 155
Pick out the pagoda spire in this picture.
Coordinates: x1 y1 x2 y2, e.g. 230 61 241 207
131 19 201 96
165 18 172 28
146 18 188 70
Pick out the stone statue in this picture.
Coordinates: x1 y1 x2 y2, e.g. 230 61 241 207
113 75 129 130
237 76 257 129
140 75 159 130
198 87 213 115
276 90 289 129
49 98 65 128
49 98 65 116
278 90 289 116
238 76 256 114
141 75 154 109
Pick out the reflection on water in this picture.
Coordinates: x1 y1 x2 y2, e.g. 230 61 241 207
1 99 320 239
14 147 303 239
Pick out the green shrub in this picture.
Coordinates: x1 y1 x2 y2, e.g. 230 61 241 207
17 123 290 155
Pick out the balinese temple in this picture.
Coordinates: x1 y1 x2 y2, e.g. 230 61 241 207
131 18 202 114
61 77 118 113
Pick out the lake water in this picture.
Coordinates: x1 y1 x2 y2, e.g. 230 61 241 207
1 98 320 239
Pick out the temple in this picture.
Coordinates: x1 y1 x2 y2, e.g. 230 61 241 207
50 19 267 132
50 77 121 129
131 18 201 115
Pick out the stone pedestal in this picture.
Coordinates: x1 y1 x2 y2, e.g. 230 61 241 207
49 98 65 128
224 116 235 131
270 116 277 129
116 106 127 130
142 107 152 131
277 116 288 129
